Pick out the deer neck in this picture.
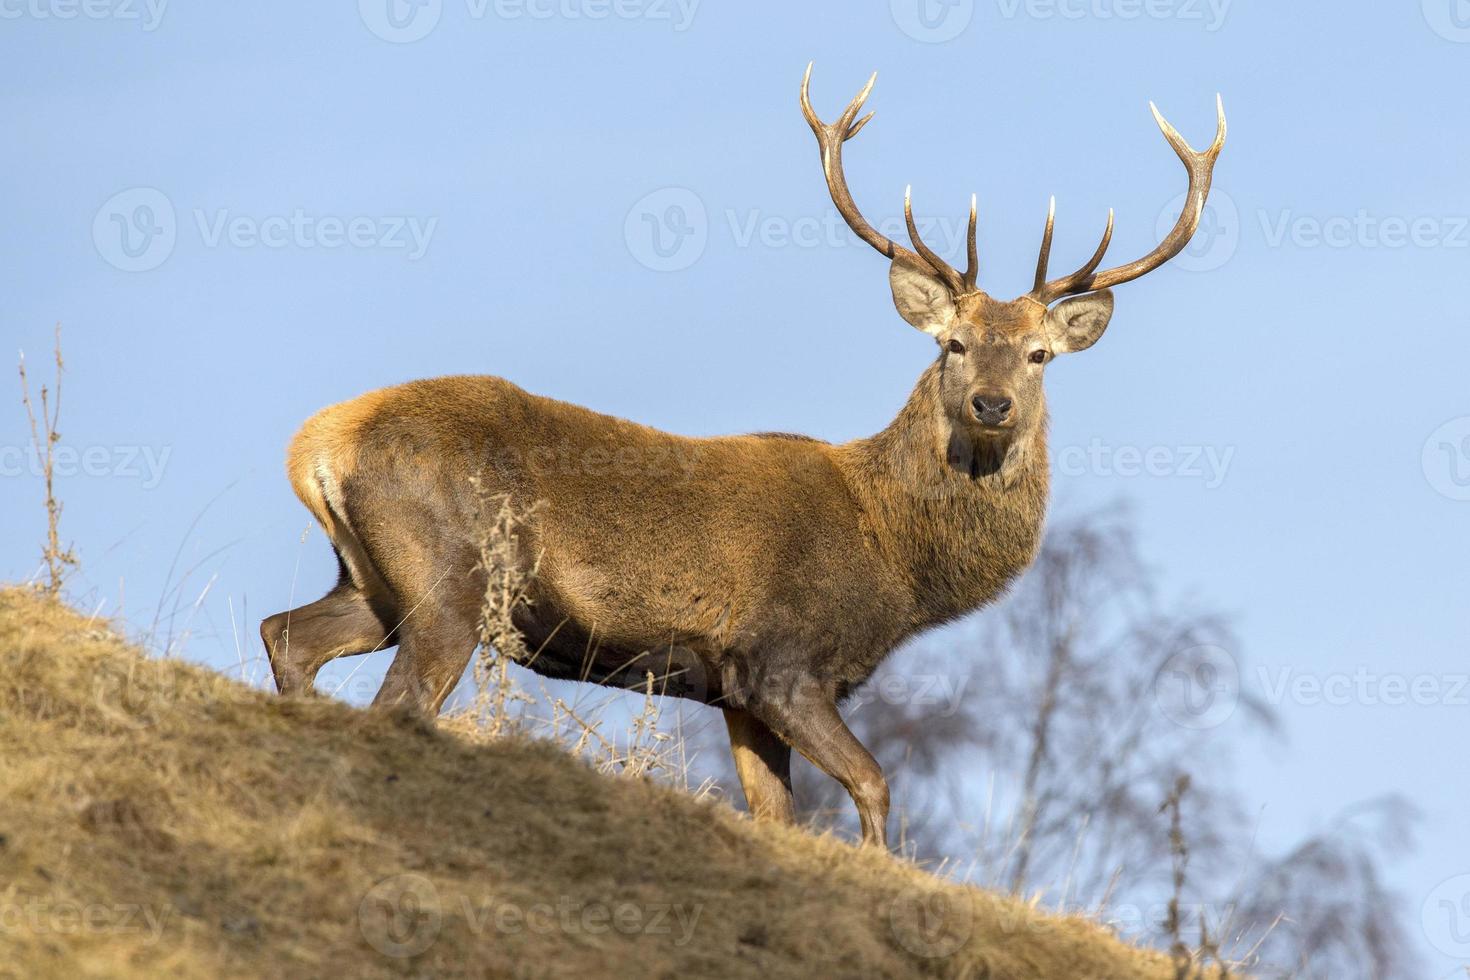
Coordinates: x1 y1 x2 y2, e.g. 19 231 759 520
836 360 1050 626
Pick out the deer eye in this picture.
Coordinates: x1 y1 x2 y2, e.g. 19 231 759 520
947 339 966 355
1029 349 1048 364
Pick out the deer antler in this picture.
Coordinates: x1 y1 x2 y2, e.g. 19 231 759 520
1030 96 1227 305
800 64 977 295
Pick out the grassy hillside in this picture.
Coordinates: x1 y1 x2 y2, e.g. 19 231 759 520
0 586 1198 979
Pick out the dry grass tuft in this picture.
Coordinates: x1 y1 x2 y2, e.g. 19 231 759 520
1160 774 1231 979
0 587 1207 978
442 482 704 794
464 483 542 737
16 324 77 597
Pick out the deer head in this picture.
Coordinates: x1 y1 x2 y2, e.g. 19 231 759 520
800 64 1226 447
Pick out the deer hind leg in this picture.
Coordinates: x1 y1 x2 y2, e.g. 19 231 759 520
269 429 403 696
260 573 396 696
372 607 478 716
748 690 889 848
355 519 483 717
723 707 796 825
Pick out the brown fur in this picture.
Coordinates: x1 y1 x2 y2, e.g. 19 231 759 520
261 313 1057 847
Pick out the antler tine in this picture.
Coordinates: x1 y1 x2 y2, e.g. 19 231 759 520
800 62 877 137
801 64 923 269
963 193 979 289
1031 96 1227 305
904 187 965 294
1036 208 1115 300
801 64 976 291
1032 195 1056 293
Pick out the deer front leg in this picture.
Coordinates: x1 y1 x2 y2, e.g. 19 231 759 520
723 707 796 825
747 688 889 848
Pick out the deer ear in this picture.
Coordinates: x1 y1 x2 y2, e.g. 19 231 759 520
1045 289 1114 354
889 257 956 338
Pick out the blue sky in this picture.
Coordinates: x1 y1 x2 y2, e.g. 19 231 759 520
3 0 1468 971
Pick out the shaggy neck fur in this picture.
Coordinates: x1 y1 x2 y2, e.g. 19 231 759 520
835 360 1050 631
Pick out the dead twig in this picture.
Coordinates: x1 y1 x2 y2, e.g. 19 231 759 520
17 323 78 596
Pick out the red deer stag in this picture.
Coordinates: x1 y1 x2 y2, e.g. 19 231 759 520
262 65 1226 848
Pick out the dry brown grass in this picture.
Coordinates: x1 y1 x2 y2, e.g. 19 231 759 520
0 586 1201 979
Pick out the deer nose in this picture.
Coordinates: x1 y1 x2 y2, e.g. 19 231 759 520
971 392 1013 426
